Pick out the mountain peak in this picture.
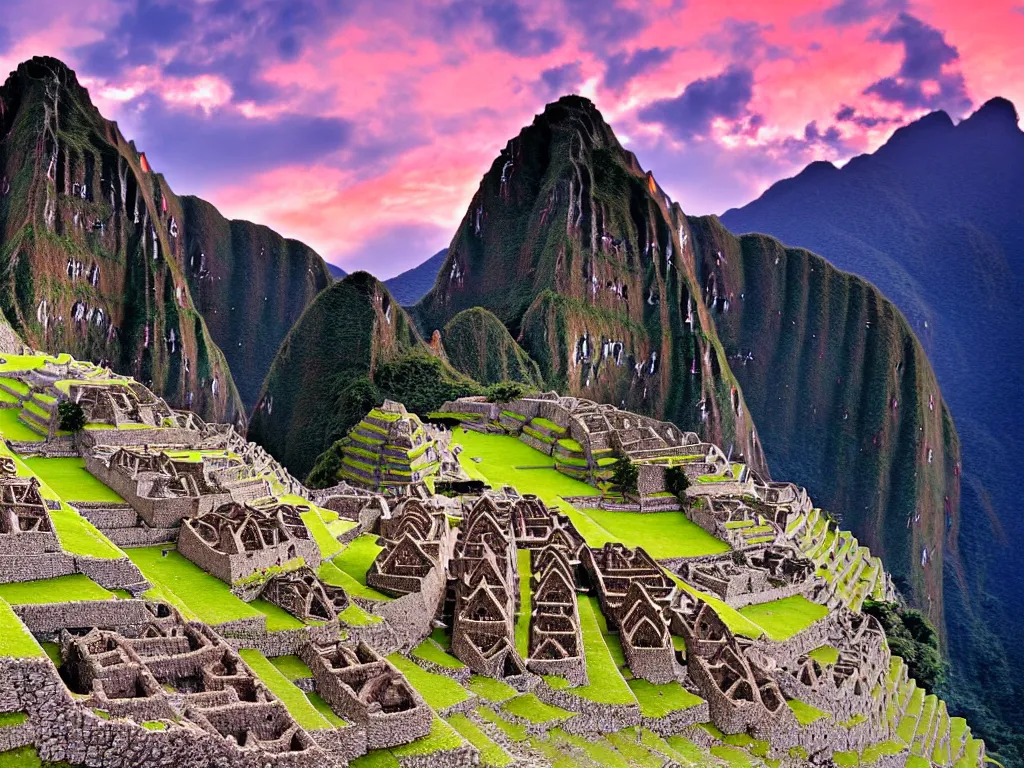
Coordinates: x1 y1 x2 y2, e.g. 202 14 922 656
960 96 1020 130
5 55 81 91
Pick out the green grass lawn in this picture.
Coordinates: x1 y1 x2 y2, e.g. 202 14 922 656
318 560 391 601
269 654 314 681
577 508 730 559
127 546 301 630
387 654 470 711
739 595 829 641
333 534 384 588
788 698 830 725
468 674 518 703
412 638 465 669
22 457 124 503
567 596 638 706
0 408 43 441
502 693 574 724
809 645 840 666
453 430 601 503
0 599 43 658
299 508 343 559
446 713 514 767
516 548 532 658
627 678 704 718
238 649 335 730
0 574 113 604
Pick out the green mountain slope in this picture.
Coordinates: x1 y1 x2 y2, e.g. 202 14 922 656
415 95 765 475
687 219 959 622
413 95 956 629
179 195 331 409
248 271 480 478
441 307 543 387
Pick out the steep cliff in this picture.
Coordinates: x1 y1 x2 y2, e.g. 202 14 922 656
414 95 956 630
384 248 447 304
415 95 765 475
0 57 245 423
248 271 480 478
179 195 331 409
441 307 543 387
721 98 1023 762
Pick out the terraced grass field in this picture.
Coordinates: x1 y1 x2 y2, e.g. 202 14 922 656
22 457 124 503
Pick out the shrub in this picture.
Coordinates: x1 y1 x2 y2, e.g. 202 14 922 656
486 381 531 403
863 600 947 692
665 465 690 497
57 401 86 432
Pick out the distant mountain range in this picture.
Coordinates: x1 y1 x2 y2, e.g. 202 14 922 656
722 97 1024 762
383 248 447 305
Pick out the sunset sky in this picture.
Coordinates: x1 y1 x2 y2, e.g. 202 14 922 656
1 0 1021 276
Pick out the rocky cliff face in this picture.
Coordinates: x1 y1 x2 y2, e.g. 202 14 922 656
415 95 956 629
179 195 331 409
415 96 765 476
0 57 244 424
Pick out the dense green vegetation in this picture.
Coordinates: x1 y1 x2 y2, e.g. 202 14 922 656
251 272 481 478
441 307 543 387
56 401 84 432
864 601 946 693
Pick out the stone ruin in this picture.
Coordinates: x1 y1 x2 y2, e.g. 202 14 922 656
65 379 178 429
526 545 586 685
250 564 350 622
88 446 272 528
59 606 317 756
676 545 818 608
367 496 456 597
581 541 675 622
449 495 525 678
178 499 321 584
0 471 60 557
298 640 432 749
669 590 789 733
617 581 677 684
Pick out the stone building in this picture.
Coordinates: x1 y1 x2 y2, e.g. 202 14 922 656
450 496 525 678
87 446 272 528
368 496 456 597
61 613 318 757
178 500 321 584
526 545 586 684
581 542 675 627
251 565 350 622
0 474 60 556
299 640 432 749
676 546 818 608
618 581 676 684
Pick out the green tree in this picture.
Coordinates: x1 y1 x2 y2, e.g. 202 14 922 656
326 377 381 445
57 401 86 432
611 455 639 496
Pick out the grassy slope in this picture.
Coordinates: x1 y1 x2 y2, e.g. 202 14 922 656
0 57 243 425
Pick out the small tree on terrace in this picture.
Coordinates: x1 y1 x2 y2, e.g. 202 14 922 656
611 455 639 497
58 400 86 433
486 381 531 403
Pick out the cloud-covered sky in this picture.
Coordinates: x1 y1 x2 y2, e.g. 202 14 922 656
1 0 1021 276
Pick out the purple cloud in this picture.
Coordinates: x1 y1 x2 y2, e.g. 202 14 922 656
863 13 971 116
539 61 584 97
822 0 907 26
602 47 675 92
439 0 563 57
639 66 754 141
76 0 348 105
704 19 793 64
121 93 351 191
562 0 647 48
